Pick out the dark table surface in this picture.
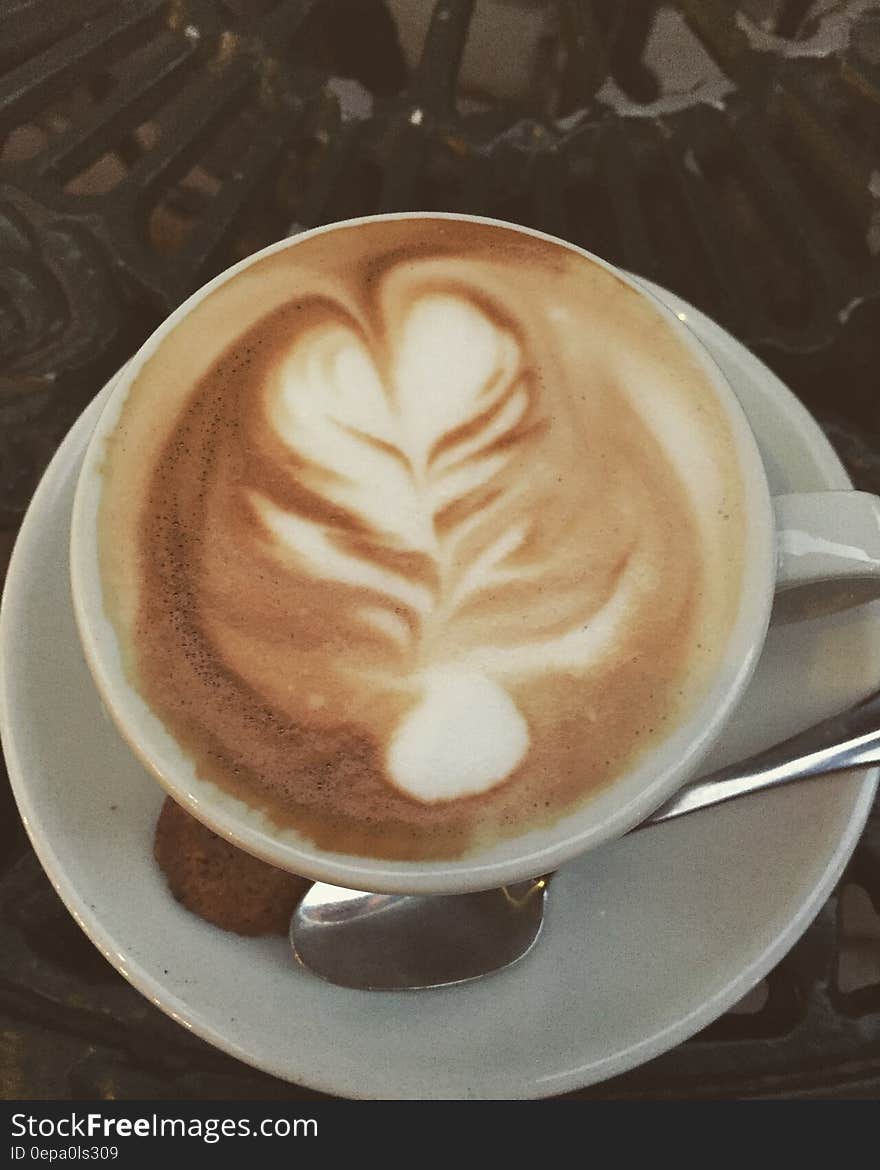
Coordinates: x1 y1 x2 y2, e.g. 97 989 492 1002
1 0 880 1099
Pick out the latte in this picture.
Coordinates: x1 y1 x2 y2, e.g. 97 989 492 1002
98 217 746 861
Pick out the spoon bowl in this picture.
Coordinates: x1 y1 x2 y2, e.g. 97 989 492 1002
291 878 549 990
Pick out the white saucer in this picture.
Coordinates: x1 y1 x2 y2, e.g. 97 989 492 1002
2 285 878 1100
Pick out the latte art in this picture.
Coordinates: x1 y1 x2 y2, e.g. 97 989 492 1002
98 218 747 860
252 285 649 802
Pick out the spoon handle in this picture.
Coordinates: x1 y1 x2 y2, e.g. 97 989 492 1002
644 686 880 827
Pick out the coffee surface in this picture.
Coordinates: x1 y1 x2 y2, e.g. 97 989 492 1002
99 217 746 860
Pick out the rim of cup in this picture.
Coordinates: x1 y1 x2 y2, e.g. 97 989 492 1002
69 212 776 894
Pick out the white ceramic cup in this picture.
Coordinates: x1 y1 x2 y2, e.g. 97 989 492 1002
69 213 880 894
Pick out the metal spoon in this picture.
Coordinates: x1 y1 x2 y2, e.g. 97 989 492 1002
291 686 880 990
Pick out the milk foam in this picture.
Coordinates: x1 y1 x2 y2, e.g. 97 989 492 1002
386 668 529 801
99 218 747 860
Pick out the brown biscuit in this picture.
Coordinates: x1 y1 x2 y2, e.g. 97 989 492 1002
153 797 310 936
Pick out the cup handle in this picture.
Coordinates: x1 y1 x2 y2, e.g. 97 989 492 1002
774 492 880 590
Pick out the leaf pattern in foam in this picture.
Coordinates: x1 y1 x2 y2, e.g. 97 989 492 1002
253 291 532 631
249 288 639 802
